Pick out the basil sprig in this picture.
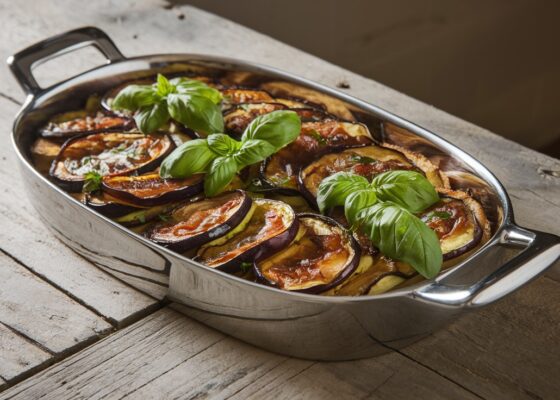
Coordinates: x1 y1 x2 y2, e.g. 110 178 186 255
317 170 442 278
160 110 301 196
111 74 223 135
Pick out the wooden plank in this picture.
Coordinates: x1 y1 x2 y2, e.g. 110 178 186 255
0 252 112 357
401 275 560 400
0 100 160 327
0 323 50 383
0 308 479 400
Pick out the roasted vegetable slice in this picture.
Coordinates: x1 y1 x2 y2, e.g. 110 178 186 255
224 103 287 136
421 189 490 261
147 190 253 252
298 145 445 205
102 172 203 207
84 192 143 218
196 198 298 272
221 89 274 109
41 112 132 139
255 214 360 293
31 138 62 174
261 121 373 192
329 255 415 296
50 133 174 192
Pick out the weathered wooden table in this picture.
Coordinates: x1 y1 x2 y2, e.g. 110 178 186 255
0 1 559 399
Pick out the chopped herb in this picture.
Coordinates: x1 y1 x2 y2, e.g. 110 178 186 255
307 129 327 145
137 213 147 224
423 210 452 221
82 171 102 193
240 262 252 273
239 104 251 111
158 214 171 222
351 155 377 164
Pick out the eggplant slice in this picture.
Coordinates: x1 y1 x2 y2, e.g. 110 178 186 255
102 172 204 207
196 198 298 272
224 103 287 136
298 144 446 206
261 121 374 193
84 192 144 218
41 112 132 139
50 132 174 192
328 255 415 296
148 190 253 252
255 213 360 293
221 88 274 110
421 188 491 261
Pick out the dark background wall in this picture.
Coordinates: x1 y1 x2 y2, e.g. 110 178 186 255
175 0 560 158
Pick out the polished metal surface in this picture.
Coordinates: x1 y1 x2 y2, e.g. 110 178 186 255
8 27 560 360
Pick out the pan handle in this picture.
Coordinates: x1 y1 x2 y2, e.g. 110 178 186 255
7 26 125 96
414 224 560 307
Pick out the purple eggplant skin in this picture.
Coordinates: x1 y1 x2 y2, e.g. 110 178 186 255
102 173 204 207
258 157 303 196
49 132 175 192
40 114 134 140
148 190 254 253
253 213 361 294
442 219 482 261
84 193 142 218
196 198 300 274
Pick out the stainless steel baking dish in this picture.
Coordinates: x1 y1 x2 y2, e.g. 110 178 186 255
8 27 560 360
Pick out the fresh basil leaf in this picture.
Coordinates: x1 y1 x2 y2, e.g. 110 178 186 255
316 171 370 213
156 74 175 96
159 139 217 178
233 139 276 169
82 171 102 193
204 156 237 197
167 93 224 136
207 133 241 156
134 102 170 134
307 129 326 145
344 189 377 226
372 170 439 213
356 202 442 278
111 85 158 111
241 110 301 149
172 78 222 104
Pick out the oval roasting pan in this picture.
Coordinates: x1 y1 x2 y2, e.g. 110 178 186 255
7 27 560 360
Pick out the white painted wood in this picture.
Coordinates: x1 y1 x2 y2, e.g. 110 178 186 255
0 253 112 355
0 323 50 383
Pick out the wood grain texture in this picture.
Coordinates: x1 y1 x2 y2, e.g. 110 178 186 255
0 323 50 383
0 308 479 400
0 100 160 326
0 252 112 355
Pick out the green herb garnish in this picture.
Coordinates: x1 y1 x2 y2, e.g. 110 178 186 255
351 155 377 164
307 129 326 145
240 262 252 273
423 210 452 221
317 170 442 278
160 110 301 197
158 214 171 222
111 74 223 135
137 213 147 224
82 171 102 193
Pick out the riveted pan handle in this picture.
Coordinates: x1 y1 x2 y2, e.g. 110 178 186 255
414 224 560 307
7 26 125 96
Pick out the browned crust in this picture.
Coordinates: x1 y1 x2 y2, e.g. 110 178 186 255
381 142 450 189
